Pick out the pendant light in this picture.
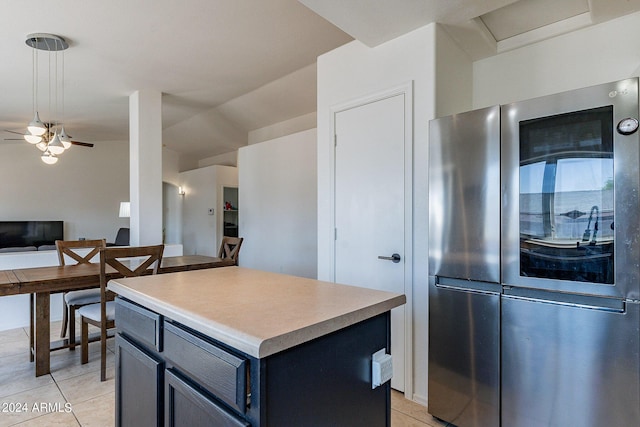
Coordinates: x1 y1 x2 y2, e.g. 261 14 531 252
48 133 65 155
41 150 58 165
23 33 70 165
26 39 46 137
57 48 72 150
27 113 47 136
24 133 43 144
58 127 72 149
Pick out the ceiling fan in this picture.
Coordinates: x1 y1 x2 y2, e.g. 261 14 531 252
3 125 94 148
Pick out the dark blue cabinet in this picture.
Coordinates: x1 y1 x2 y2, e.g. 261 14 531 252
115 297 391 427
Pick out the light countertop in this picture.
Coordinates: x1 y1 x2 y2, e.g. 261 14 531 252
108 266 405 358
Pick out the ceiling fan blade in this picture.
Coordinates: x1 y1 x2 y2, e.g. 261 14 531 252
4 130 25 136
4 138 24 141
70 140 94 148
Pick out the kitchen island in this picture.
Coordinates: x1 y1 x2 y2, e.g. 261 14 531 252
108 266 405 427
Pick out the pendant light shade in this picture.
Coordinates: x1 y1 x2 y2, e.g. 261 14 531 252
35 141 48 151
58 126 72 149
41 150 58 164
48 132 65 155
24 133 43 144
27 112 47 136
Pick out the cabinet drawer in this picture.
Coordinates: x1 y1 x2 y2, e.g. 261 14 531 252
116 298 163 352
165 369 249 427
164 322 248 414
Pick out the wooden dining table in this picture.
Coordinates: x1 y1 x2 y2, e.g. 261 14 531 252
0 255 236 376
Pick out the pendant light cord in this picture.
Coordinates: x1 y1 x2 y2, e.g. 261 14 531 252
61 46 64 126
48 40 52 136
32 37 37 116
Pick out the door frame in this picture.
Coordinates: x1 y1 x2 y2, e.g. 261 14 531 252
329 81 414 398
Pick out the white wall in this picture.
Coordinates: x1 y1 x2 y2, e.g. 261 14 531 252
162 148 183 245
198 151 238 168
163 182 182 245
162 147 181 185
179 165 238 256
0 140 129 241
237 129 317 278
195 111 320 169
317 24 438 404
435 23 473 117
248 112 316 145
473 11 640 108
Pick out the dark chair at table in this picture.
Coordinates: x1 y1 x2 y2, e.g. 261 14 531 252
218 236 243 265
107 227 129 246
78 244 164 381
54 239 106 352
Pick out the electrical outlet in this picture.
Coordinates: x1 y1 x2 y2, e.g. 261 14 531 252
371 349 393 389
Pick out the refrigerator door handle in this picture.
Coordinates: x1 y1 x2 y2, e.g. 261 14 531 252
435 276 502 294
503 286 625 313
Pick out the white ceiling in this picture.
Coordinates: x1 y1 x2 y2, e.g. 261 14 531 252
0 0 352 158
479 0 590 41
3 0 640 161
302 0 640 57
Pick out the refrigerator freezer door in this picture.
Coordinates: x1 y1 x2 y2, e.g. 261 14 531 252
429 105 501 283
428 278 500 427
502 295 640 427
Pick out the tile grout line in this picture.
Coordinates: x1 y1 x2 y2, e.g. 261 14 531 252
50 370 82 426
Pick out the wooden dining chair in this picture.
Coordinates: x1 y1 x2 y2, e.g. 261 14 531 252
55 239 106 350
78 244 164 381
218 236 243 265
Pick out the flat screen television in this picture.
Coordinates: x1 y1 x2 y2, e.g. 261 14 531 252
0 221 64 249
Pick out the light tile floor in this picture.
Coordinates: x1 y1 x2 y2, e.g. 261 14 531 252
0 321 445 426
0 321 114 427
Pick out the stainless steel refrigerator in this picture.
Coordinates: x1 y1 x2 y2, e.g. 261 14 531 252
428 78 640 427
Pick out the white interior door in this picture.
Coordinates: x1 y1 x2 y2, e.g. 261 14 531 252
334 93 406 391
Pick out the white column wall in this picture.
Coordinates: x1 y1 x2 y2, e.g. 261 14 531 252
130 89 163 245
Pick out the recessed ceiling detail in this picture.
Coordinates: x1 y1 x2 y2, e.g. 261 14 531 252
479 0 589 41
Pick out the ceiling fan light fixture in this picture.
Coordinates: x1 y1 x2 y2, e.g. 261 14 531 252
23 33 82 164
41 150 58 165
24 133 43 144
27 112 47 136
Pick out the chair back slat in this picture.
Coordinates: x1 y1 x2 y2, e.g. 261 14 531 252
56 239 106 266
99 245 164 319
217 237 243 265
100 245 165 284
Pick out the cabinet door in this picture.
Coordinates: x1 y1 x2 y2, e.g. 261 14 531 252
116 334 163 427
165 369 249 427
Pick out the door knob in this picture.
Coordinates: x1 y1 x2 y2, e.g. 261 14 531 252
378 253 401 263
